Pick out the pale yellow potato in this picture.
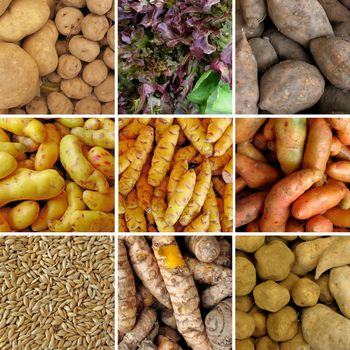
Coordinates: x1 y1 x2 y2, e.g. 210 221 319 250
0 168 65 206
0 151 17 179
279 327 311 350
82 187 114 212
107 25 114 50
236 310 255 340
62 0 86 7
0 0 50 42
255 336 279 350
248 306 266 338
7 200 40 230
70 210 114 232
103 47 114 70
236 236 265 253
279 272 300 292
236 295 254 313
23 20 58 76
0 43 40 109
236 338 255 350
236 256 256 296
25 96 48 114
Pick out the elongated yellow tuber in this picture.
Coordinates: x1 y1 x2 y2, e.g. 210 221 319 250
206 118 232 143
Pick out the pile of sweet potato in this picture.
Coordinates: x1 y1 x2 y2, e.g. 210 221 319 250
236 0 350 114
236 117 350 232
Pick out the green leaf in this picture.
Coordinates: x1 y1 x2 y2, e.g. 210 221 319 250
187 70 220 104
204 81 232 114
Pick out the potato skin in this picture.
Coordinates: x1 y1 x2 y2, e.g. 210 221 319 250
302 304 350 350
55 7 83 36
0 0 12 16
0 0 50 42
81 14 109 41
23 20 59 76
248 37 278 74
267 0 333 47
47 92 74 114
86 0 113 15
310 37 350 90
0 43 40 109
236 36 259 114
60 77 92 99
68 35 100 62
94 74 114 102
82 59 108 86
259 60 325 114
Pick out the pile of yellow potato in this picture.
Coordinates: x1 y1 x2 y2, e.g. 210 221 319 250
0 0 114 114
0 118 114 232
118 118 233 232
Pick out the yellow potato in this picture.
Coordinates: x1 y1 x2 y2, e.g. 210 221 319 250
0 43 40 109
0 129 10 142
69 210 114 232
98 118 114 129
0 168 65 206
87 146 114 179
0 142 26 160
0 118 46 143
71 127 114 149
12 135 39 153
48 182 85 232
7 201 40 230
32 191 68 231
83 187 114 212
60 135 109 193
35 124 60 170
23 20 58 76
0 0 50 42
57 118 84 128
0 0 12 16
0 152 17 179
0 212 11 232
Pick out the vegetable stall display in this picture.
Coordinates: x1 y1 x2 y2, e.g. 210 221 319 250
236 236 350 350
236 117 350 232
0 0 114 114
118 0 232 114
119 236 232 349
119 118 233 232
236 0 350 114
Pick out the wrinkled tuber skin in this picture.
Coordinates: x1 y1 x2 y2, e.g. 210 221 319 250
267 0 333 47
205 298 232 350
263 28 311 63
118 239 137 333
318 85 350 114
201 276 232 308
310 37 350 90
184 236 220 263
248 37 278 74
318 0 350 23
259 60 325 114
125 236 171 308
241 0 267 29
236 36 259 114
119 307 157 350
302 304 350 350
213 239 232 267
152 236 213 350
185 257 232 285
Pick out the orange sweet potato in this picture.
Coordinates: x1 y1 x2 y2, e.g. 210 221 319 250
236 153 280 189
291 183 347 220
306 215 333 232
327 161 350 182
324 207 350 228
236 118 266 144
330 135 342 156
260 169 323 232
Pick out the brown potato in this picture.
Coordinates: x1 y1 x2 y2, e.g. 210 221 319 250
0 43 40 109
0 0 12 16
68 35 100 62
94 74 114 102
47 91 74 114
81 14 109 41
55 6 83 36
25 96 48 114
57 54 82 79
103 47 114 70
82 59 108 86
61 77 92 99
75 96 101 114
107 25 115 50
101 101 114 114
86 0 113 15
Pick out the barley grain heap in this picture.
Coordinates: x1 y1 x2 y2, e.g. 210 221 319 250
0 236 114 350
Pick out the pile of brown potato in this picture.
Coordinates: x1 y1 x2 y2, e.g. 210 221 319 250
0 0 114 115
